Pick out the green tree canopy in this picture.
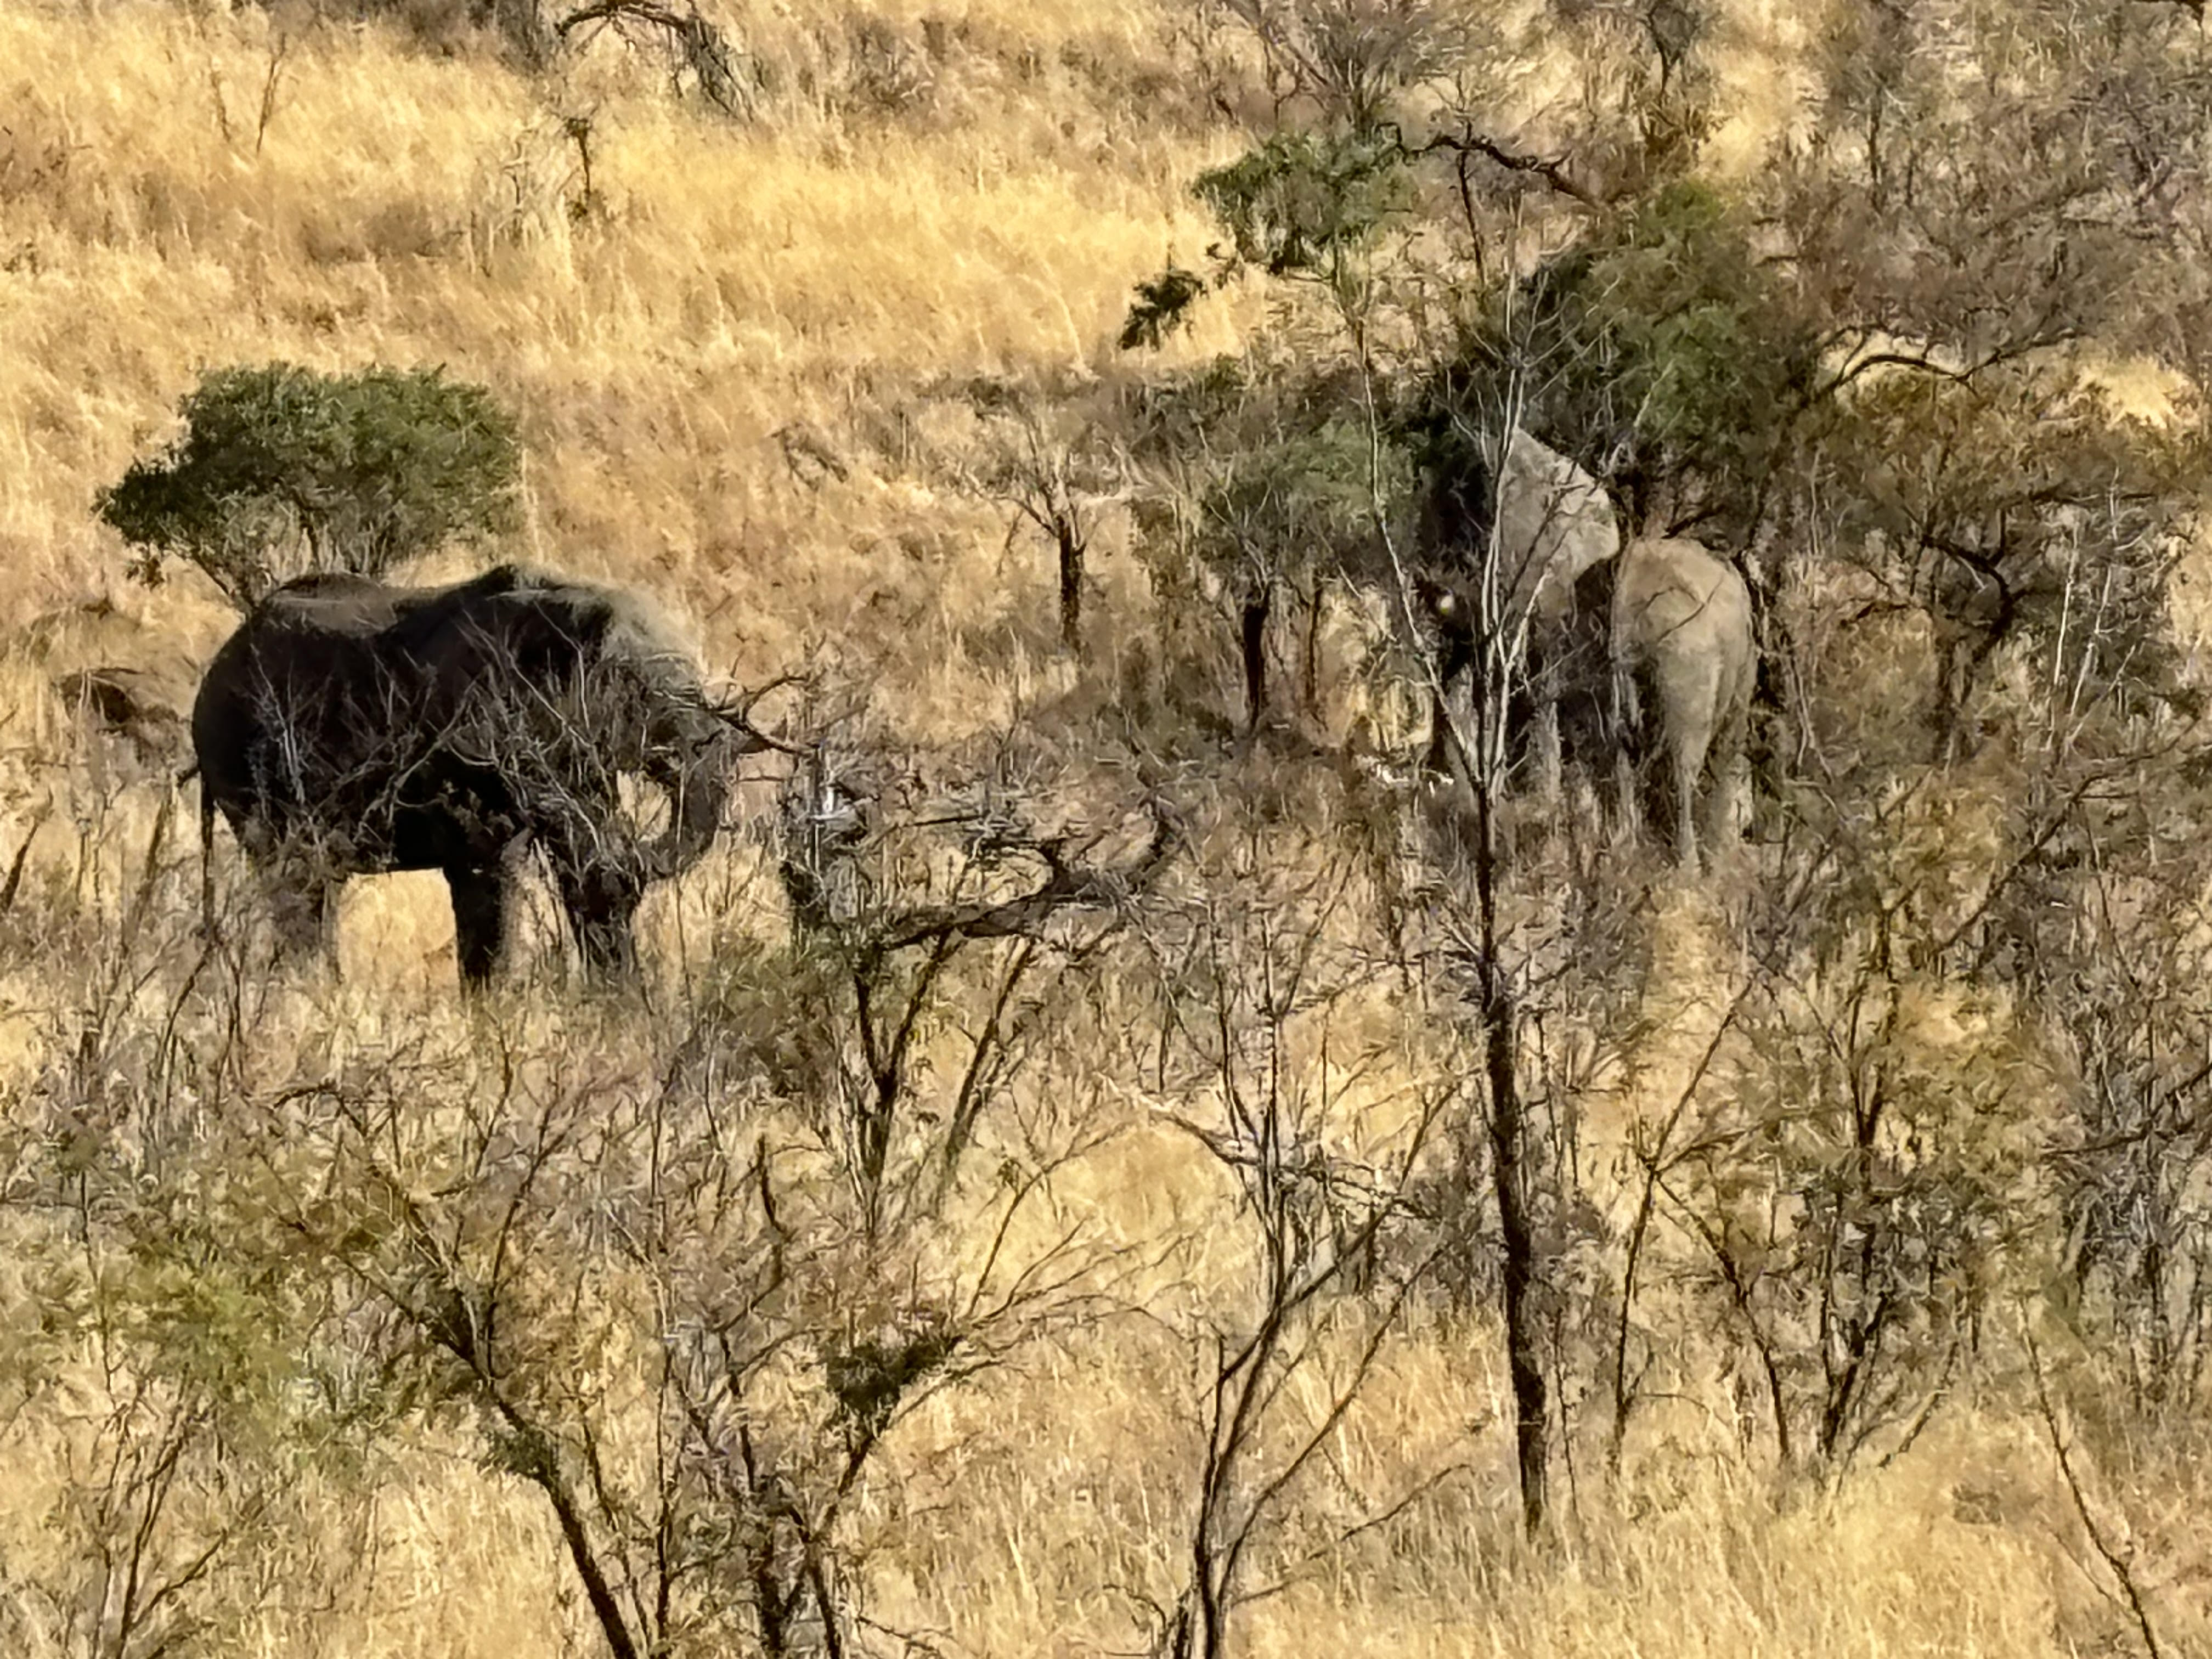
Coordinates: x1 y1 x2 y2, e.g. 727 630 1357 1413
98 362 522 609
1421 180 1819 542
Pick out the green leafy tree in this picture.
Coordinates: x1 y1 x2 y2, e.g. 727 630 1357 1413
98 362 522 609
1119 129 1414 354
1467 180 1819 539
1130 353 1403 732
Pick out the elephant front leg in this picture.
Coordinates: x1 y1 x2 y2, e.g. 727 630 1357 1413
550 860 643 986
568 889 641 984
261 855 338 974
577 912 639 983
1701 696 1751 864
445 863 517 990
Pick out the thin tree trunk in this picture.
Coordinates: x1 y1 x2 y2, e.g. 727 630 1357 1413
501 1418 640 1659
1300 579 1325 718
1459 676 1549 1534
1058 522 1083 652
1481 924 1549 1535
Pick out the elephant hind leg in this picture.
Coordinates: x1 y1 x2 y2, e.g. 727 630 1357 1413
1701 684 1750 863
1667 737 1699 872
1667 698 1719 875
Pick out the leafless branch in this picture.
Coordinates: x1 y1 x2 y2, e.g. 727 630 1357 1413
1417 127 1604 210
2028 1334 2168 1659
862 803 1177 961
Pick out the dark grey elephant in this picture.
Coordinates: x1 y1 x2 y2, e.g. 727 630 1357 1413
1607 536 1755 873
1420 427 1621 797
193 563 759 988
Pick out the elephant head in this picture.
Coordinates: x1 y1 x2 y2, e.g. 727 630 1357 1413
562 603 748 885
193 564 766 989
1417 427 1622 799
1419 428 1620 632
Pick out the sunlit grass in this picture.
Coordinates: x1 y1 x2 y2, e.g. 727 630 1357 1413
2 3 2203 1656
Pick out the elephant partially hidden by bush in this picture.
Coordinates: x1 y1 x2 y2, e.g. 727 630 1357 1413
193 564 763 988
1607 536 1755 873
1419 427 1621 797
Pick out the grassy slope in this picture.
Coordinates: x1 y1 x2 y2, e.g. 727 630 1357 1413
1 3 2199 1654
0 2 1240 685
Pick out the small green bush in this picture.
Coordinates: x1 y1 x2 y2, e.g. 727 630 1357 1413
1118 129 1413 353
97 362 522 609
1194 128 1412 284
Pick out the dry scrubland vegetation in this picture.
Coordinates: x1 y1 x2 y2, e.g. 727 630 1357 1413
8 0 2212 1655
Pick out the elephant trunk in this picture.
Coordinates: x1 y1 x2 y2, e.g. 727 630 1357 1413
639 723 737 882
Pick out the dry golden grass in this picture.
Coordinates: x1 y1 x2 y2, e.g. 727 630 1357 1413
4 4 2207 1657
0 2 1243 678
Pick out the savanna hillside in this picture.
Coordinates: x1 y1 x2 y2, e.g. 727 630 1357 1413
4 1 2212 1655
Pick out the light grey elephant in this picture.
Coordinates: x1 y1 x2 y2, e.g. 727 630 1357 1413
1608 536 1756 873
1487 426 1622 630
1422 427 1621 798
193 563 770 989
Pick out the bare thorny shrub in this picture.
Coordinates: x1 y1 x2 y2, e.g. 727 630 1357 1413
0 1121 323 1659
962 382 1122 656
2017 1319 2212 1659
1987 654 2212 1424
244 1028 1115 1659
1117 816 1462 1659
2040 845 2212 1414
13 975 1116 1658
709 729 1176 1234
0 757 373 1659
0 715 1148 1657
1633 872 2042 1474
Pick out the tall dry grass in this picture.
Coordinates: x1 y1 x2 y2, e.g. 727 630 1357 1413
0 1 1243 690
2 4 2205 1657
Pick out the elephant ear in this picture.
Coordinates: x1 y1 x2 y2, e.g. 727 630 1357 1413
573 583 808 881
594 628 733 881
1496 428 1620 625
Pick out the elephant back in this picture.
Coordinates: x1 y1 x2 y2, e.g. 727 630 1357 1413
193 574 436 823
1610 538 1753 659
387 569 603 695
1608 537 1757 737
381 568 705 752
